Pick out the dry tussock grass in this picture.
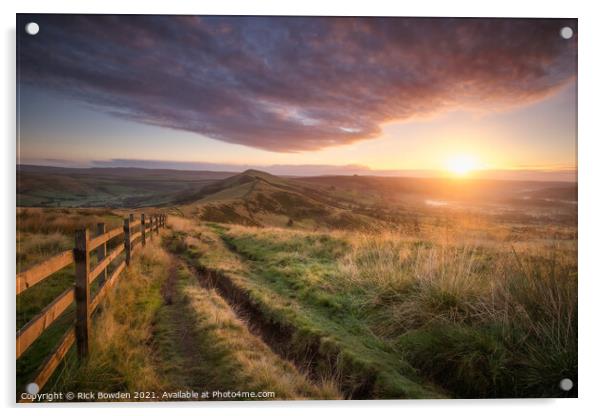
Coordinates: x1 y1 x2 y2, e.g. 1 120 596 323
17 208 120 235
56 241 171 394
336 225 576 396
224 218 576 396
182 278 341 399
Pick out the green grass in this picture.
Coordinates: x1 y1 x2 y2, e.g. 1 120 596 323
154 259 338 399
220 229 440 398
17 269 74 328
152 264 243 393
166 215 577 399
16 203 577 400
165 221 442 399
16 309 75 397
19 223 336 401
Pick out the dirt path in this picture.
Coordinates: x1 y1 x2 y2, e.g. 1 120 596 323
153 250 337 399
154 262 213 390
168 246 357 397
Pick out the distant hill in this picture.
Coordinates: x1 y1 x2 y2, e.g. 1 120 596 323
17 165 236 207
178 169 379 230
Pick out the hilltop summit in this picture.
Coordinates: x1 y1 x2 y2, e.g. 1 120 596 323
177 169 374 230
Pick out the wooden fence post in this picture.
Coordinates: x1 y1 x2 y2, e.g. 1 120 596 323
96 223 107 287
74 229 90 360
141 213 146 247
155 215 159 235
130 214 135 256
124 216 131 266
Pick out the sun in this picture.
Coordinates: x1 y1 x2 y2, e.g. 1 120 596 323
446 154 477 176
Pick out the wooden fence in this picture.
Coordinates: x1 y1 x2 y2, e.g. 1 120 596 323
16 213 167 398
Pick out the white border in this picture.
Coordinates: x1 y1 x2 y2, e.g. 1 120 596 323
2 1 601 415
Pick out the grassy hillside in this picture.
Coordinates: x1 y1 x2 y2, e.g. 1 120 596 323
179 170 381 230
165 218 443 399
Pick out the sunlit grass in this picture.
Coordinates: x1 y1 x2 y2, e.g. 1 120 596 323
191 216 577 398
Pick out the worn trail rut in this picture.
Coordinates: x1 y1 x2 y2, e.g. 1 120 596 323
156 250 335 399
169 245 379 399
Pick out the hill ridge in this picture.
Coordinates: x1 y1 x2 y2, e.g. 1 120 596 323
177 169 379 230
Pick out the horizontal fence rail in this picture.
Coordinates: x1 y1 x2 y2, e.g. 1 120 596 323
16 288 74 359
89 245 124 284
16 213 167 401
16 250 74 295
89 227 124 252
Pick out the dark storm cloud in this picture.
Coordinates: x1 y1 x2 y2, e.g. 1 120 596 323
17 15 577 152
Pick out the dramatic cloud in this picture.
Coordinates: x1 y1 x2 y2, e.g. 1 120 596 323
17 15 577 152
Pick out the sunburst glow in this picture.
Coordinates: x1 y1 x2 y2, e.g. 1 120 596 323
446 155 478 176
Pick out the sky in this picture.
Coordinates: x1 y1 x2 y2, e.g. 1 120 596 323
17 15 577 180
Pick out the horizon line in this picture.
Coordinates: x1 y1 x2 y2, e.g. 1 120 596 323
17 162 578 183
